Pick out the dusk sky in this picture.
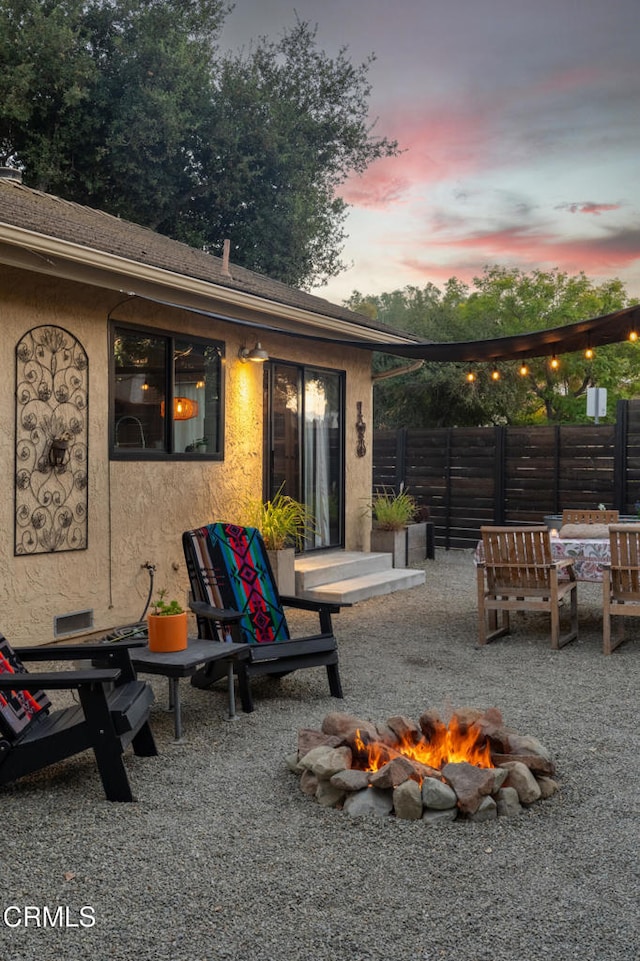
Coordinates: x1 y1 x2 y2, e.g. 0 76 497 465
220 0 640 304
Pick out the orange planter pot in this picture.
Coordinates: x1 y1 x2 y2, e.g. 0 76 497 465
147 612 188 653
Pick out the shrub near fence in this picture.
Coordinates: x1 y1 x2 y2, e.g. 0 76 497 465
372 399 640 550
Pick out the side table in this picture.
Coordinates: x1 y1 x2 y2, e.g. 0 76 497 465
130 638 250 741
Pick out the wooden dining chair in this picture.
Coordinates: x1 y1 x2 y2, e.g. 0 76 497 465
602 523 640 654
561 509 619 525
477 526 578 650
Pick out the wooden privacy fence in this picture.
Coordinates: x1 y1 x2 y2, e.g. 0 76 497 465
372 399 640 550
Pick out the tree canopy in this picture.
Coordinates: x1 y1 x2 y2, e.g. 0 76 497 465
0 0 397 288
347 267 638 428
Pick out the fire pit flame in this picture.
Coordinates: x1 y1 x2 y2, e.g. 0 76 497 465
353 715 492 777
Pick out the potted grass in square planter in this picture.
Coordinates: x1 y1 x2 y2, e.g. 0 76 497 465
368 486 425 568
244 485 315 595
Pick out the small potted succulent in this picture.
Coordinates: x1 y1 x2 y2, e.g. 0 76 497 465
147 589 188 652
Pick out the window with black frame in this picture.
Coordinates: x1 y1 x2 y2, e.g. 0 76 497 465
111 325 223 458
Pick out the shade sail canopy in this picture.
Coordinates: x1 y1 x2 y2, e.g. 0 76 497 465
340 303 640 362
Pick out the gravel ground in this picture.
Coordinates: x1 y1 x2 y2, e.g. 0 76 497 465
2 549 639 961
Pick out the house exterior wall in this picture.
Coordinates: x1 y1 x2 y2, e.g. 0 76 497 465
2 265 373 646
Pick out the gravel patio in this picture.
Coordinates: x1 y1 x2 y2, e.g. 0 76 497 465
2 548 638 961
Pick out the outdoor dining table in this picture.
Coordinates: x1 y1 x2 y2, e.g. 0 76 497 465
474 534 611 582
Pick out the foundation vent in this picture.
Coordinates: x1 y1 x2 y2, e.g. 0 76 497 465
54 609 94 638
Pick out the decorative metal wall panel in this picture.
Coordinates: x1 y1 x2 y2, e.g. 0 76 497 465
15 326 88 554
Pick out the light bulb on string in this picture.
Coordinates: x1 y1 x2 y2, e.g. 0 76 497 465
465 370 476 383
550 355 559 371
629 329 638 343
585 345 594 360
519 362 529 377
491 368 501 381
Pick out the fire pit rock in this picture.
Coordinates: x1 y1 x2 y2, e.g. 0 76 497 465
286 708 558 823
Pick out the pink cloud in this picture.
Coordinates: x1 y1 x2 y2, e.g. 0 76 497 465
341 106 492 210
532 66 603 97
397 225 640 286
558 202 622 215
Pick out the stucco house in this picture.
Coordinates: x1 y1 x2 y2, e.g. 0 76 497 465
0 170 422 646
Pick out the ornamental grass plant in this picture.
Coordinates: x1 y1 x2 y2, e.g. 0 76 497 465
244 484 315 550
370 485 417 531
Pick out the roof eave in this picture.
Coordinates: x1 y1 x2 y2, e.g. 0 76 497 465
0 222 419 348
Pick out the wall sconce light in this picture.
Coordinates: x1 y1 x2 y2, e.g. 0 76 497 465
238 342 269 363
49 435 70 471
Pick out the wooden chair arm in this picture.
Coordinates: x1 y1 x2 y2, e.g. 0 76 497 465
19 640 145 660
279 595 345 613
0 669 121 691
189 600 245 623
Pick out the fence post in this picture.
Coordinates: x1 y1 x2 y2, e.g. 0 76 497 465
614 399 628 512
494 426 506 524
395 427 407 490
553 425 561 514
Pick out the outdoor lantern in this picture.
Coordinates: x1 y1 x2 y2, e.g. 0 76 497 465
238 342 269 363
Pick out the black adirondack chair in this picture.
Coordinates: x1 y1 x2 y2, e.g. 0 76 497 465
0 634 157 801
182 523 344 713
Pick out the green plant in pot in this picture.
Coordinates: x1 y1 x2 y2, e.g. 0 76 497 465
147 589 187 652
367 486 419 569
243 484 315 594
370 486 417 530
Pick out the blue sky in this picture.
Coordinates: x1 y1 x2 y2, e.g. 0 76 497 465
220 0 640 302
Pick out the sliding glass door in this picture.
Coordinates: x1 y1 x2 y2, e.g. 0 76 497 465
266 362 344 550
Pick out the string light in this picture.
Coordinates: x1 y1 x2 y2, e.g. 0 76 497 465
519 362 529 377
491 368 501 381
629 329 638 342
585 345 594 360
550 355 559 370
465 371 476 383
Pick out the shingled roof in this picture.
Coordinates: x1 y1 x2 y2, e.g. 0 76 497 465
0 176 405 339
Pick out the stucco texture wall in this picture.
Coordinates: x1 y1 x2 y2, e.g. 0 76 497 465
1 265 373 646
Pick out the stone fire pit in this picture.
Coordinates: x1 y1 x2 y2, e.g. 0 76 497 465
286 707 558 823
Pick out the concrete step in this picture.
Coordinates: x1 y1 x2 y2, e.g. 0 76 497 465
295 550 392 592
297 567 426 605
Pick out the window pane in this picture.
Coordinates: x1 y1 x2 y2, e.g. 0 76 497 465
114 330 167 450
174 340 222 455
